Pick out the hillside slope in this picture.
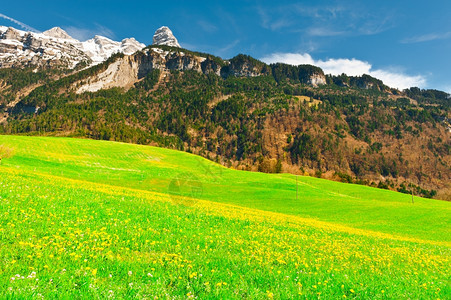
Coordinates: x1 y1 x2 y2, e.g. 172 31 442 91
0 135 449 298
0 135 449 242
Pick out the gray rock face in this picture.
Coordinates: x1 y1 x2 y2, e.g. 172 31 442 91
308 73 327 87
152 26 180 48
2 27 21 40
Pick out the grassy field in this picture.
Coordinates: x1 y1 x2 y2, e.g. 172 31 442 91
0 135 450 298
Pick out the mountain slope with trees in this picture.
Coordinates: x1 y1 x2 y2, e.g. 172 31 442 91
0 46 449 199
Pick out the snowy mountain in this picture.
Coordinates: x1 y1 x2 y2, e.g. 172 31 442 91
0 26 145 69
152 26 180 48
76 35 145 65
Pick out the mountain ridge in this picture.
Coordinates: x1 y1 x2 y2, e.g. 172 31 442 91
0 24 449 96
0 25 145 69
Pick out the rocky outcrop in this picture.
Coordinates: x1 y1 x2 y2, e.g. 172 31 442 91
350 74 385 91
76 56 141 93
308 73 327 87
152 26 180 48
200 57 222 76
1 27 21 40
298 65 326 87
221 54 270 77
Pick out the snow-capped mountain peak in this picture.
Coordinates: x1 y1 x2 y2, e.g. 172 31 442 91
121 37 146 55
78 35 145 65
43 27 74 40
152 26 180 48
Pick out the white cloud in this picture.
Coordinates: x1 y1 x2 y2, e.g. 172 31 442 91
315 58 371 76
261 53 315 65
0 13 39 32
261 52 426 89
369 69 426 91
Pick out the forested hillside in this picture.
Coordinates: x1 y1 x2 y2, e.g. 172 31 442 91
0 48 449 198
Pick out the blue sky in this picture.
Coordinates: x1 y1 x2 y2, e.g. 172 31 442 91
1 0 450 92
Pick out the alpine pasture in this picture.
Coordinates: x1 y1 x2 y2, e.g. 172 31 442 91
0 136 449 298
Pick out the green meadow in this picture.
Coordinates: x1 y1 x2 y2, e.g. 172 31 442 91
0 135 449 298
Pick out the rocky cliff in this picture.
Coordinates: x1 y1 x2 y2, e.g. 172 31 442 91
73 47 223 93
72 46 333 93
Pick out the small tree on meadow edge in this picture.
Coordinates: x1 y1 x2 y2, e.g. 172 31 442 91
0 145 14 164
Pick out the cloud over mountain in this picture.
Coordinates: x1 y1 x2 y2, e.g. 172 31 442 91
261 52 426 90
